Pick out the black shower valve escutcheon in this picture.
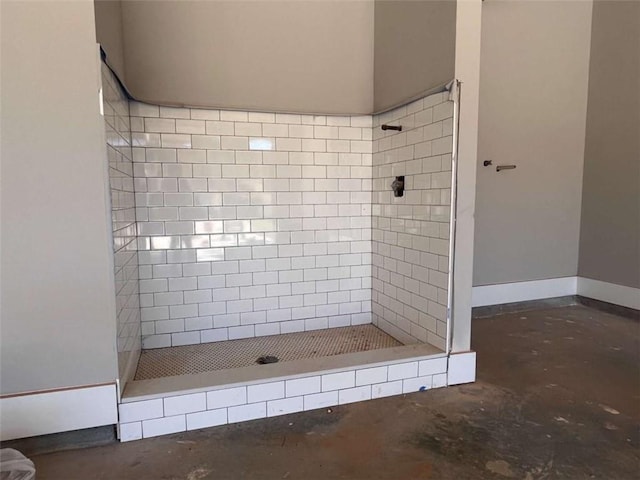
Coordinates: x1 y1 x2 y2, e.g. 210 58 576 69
391 176 404 197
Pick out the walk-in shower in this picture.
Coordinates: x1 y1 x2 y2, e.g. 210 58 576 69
100 61 460 441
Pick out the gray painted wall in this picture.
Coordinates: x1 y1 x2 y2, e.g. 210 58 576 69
118 1 375 115
94 0 126 81
578 1 640 289
95 0 457 115
373 0 456 113
473 0 593 286
0 1 118 394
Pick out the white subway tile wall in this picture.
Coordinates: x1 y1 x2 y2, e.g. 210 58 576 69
102 64 141 381
119 355 448 441
372 92 454 350
131 102 374 347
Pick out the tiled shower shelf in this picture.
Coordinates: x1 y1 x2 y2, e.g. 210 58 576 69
135 325 402 380
118 340 447 441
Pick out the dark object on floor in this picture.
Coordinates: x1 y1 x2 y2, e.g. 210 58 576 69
256 355 279 365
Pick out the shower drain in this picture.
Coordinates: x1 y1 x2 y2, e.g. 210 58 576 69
256 355 279 365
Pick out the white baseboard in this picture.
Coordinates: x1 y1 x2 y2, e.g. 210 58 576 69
472 276 639 310
0 384 118 441
472 277 578 307
577 277 640 310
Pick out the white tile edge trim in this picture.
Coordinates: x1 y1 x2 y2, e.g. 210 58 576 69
472 276 639 310
471 277 578 307
577 277 640 310
0 384 118 441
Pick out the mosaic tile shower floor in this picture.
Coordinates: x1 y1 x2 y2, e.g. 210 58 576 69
135 325 402 380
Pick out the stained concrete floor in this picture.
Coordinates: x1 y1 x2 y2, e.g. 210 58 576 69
28 304 640 479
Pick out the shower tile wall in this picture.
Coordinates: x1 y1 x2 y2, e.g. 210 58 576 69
102 64 141 382
372 92 454 350
130 104 374 348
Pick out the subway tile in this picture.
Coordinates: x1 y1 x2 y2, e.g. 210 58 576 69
123 94 444 350
192 135 220 150
161 134 191 149
221 136 248 150
322 371 355 391
145 118 175 133
220 110 248 122
432 373 447 388
130 102 159 117
142 334 171 348
201 328 229 343
207 150 235 164
418 357 447 376
247 381 285 403
142 415 186 438
303 391 338 411
248 112 275 123
176 119 205 134
280 319 305 333
267 396 304 417
286 376 321 397
206 121 235 136
262 123 289 137
186 408 227 431
164 393 206 416
338 385 371 405
355 366 388 386
235 122 262 136
227 402 266 423
275 113 301 124
146 148 176 163
119 399 163 423
160 106 190 119
207 387 247 409
228 324 254 338
196 248 225 262
371 380 403 399
255 323 280 337
118 422 142 442
191 109 220 121
132 133 161 147
402 375 433 394
388 362 419 381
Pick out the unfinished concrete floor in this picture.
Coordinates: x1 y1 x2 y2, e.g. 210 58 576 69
28 303 640 479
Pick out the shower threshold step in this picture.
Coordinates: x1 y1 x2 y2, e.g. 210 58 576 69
118 325 453 442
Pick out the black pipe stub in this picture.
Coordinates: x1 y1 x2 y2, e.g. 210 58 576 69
381 124 402 131
256 355 279 365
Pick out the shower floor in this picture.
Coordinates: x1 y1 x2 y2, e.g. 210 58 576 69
134 325 402 381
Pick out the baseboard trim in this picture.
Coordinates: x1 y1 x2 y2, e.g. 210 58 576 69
472 277 578 307
577 277 640 311
0 384 118 441
472 276 639 311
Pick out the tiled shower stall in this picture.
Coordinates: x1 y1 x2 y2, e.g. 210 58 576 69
100 62 458 441
132 100 375 349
